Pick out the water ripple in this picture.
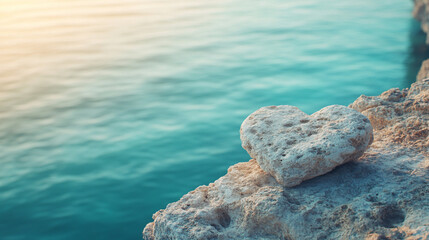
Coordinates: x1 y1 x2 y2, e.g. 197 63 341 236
0 0 427 239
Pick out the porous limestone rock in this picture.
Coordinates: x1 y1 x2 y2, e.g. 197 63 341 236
143 74 429 240
240 105 373 187
350 78 429 152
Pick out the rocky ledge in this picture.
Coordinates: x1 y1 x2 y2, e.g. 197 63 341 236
143 5 429 238
143 64 428 239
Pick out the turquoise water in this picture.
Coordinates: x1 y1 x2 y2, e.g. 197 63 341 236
0 0 428 239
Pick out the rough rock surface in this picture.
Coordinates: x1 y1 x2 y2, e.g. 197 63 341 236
417 59 429 82
143 67 429 239
240 105 373 187
414 0 429 43
143 7 429 237
350 78 429 153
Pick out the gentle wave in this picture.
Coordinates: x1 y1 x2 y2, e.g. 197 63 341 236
0 0 428 239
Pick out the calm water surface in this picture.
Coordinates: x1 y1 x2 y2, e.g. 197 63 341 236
0 0 428 239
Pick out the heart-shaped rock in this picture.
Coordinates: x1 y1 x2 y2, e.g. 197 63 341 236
240 105 373 187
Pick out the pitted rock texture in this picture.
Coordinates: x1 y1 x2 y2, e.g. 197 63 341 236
143 75 429 240
240 105 373 187
143 152 428 240
350 78 429 152
143 159 282 240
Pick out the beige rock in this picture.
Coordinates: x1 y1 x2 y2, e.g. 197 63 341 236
240 105 373 187
143 77 429 240
417 59 429 82
350 79 429 152
142 7 429 239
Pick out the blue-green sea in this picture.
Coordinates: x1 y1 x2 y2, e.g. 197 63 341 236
0 0 428 239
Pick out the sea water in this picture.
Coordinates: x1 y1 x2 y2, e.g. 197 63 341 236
0 0 428 239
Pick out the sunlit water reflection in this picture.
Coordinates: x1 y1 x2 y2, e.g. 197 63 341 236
0 0 428 239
